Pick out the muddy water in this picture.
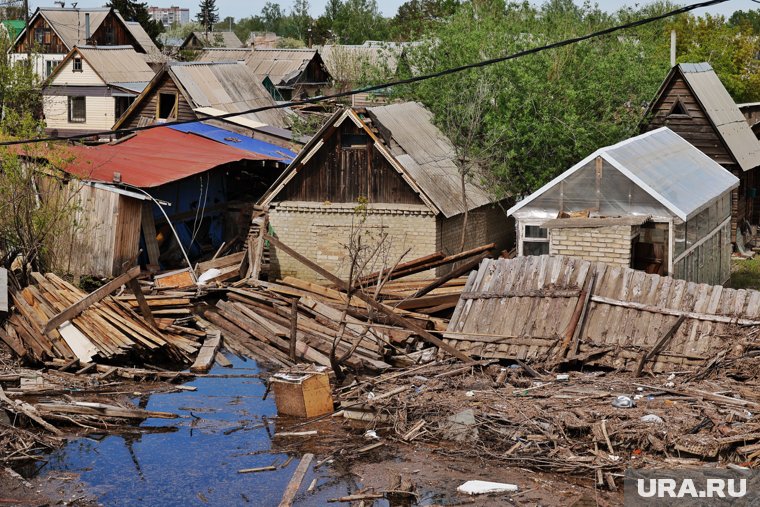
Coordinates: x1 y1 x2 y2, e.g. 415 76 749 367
39 356 366 507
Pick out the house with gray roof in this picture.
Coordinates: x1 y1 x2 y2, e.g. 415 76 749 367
642 62 760 245
259 101 512 282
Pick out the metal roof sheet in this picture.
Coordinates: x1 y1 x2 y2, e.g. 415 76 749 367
509 127 740 221
169 122 297 162
186 31 243 48
168 62 288 128
124 21 160 54
194 48 252 62
76 46 156 85
678 63 760 171
61 127 269 188
245 48 322 85
367 101 495 218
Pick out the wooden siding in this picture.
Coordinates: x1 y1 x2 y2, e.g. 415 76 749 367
44 95 117 132
645 75 734 166
112 195 142 275
90 14 140 50
49 56 104 86
444 255 749 372
280 121 422 205
14 15 67 54
14 11 137 54
119 73 196 129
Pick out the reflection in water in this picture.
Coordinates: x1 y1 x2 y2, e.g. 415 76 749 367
40 356 363 507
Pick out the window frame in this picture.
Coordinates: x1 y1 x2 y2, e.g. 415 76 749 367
156 92 178 120
520 222 550 257
72 57 83 72
68 96 86 123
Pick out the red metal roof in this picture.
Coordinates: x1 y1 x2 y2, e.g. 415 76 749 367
61 127 271 188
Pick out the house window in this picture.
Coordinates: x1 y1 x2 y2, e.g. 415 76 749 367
157 92 177 120
34 28 44 44
43 28 51 44
72 58 83 72
522 224 549 256
68 96 86 123
342 133 368 148
667 97 690 117
45 60 60 78
114 96 134 120
105 25 115 44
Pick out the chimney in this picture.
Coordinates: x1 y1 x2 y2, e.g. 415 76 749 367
670 29 676 68
85 12 90 41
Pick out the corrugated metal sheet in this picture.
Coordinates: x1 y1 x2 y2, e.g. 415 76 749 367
445 255 758 372
169 122 297 161
61 127 269 188
245 48 320 85
77 46 155 86
194 47 252 62
368 102 495 218
509 128 740 221
124 21 160 55
680 63 760 172
168 62 287 128
187 31 243 48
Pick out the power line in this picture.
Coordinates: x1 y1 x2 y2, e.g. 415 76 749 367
0 0 730 147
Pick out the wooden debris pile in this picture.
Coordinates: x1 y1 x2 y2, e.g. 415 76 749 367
0 271 204 366
333 361 760 482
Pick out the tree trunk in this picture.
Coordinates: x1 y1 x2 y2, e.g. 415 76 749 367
458 171 468 252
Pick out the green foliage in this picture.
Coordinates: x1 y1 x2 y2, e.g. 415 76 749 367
107 0 164 44
670 13 760 103
728 9 760 33
391 0 460 40
0 33 42 134
399 0 672 195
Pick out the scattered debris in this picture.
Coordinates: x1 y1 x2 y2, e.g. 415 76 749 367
457 480 519 495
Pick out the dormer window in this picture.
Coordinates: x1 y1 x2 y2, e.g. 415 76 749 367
73 58 83 72
667 97 690 117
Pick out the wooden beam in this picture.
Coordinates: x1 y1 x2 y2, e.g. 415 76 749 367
190 330 222 373
635 315 686 377
412 252 488 299
43 266 141 334
590 295 760 326
264 234 471 362
127 278 157 329
278 453 314 507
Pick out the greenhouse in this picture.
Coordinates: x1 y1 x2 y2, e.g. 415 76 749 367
507 127 739 285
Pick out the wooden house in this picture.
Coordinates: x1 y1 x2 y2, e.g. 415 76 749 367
9 7 160 79
259 101 512 283
180 31 243 50
642 63 760 244
42 46 156 137
113 61 289 135
245 48 331 100
508 128 739 285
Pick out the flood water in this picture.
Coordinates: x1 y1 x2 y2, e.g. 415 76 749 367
38 356 366 506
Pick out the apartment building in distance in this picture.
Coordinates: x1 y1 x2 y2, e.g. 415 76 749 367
148 6 190 27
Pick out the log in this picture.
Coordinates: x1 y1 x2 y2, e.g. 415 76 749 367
265 234 471 362
278 453 314 507
43 266 142 334
635 315 686 377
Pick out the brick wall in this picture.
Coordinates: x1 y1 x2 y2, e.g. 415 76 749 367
549 224 634 268
438 201 514 271
268 201 438 283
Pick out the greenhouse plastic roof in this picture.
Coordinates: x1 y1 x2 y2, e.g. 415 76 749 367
508 127 739 221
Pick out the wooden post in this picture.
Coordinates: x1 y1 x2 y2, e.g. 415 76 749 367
127 278 157 329
264 234 472 362
555 270 596 362
289 297 298 362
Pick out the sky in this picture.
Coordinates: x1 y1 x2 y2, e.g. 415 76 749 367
30 0 760 22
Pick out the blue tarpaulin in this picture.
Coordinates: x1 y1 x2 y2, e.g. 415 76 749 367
169 122 297 162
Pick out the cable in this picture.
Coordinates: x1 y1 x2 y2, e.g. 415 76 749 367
0 0 730 147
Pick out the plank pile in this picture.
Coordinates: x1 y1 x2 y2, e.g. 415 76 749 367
0 272 201 365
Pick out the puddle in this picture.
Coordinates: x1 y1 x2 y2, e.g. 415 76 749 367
38 356 369 506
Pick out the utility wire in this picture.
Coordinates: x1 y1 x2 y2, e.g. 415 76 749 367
0 0 730 147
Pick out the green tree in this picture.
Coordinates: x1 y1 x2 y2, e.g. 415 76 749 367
399 0 672 195
671 13 760 103
283 0 312 42
107 0 164 44
234 16 266 43
728 9 760 33
391 0 459 40
261 2 285 33
196 0 219 30
331 0 388 44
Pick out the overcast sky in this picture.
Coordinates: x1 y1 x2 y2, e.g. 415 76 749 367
32 0 760 21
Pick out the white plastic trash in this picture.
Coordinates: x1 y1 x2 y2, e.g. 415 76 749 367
457 480 519 495
197 268 222 284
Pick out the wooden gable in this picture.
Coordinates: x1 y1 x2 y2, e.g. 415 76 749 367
644 74 734 167
15 15 66 54
280 119 423 205
90 13 141 49
117 71 197 129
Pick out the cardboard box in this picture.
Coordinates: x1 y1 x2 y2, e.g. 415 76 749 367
270 368 333 418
